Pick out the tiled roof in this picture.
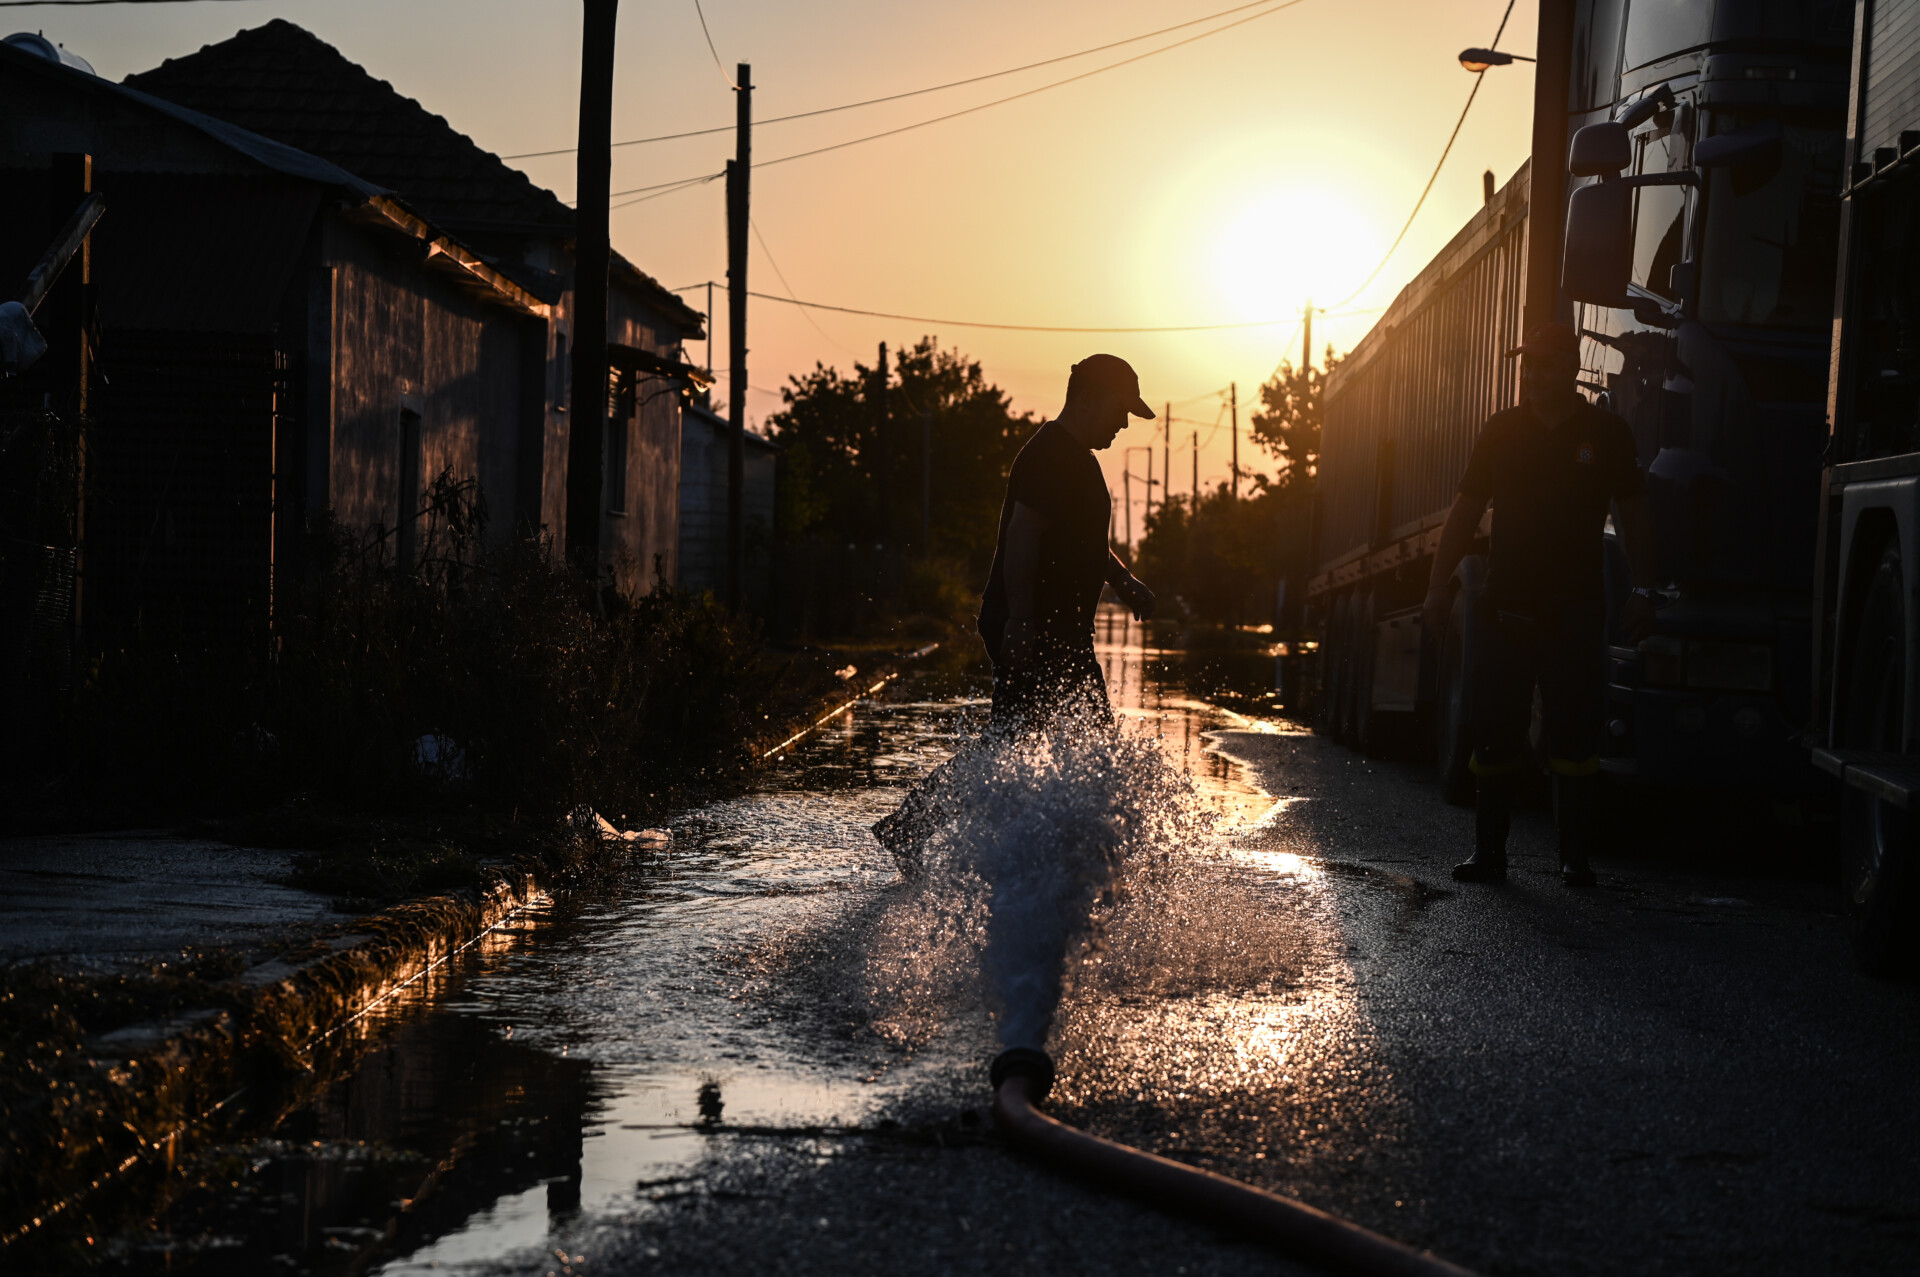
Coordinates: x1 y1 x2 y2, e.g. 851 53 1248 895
125 20 699 330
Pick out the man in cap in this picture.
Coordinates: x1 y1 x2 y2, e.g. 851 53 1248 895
978 353 1157 731
1420 322 1660 886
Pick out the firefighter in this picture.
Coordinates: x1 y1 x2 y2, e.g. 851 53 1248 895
1420 322 1660 886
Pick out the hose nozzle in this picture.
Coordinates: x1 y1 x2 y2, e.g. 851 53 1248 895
990 1046 1056 1101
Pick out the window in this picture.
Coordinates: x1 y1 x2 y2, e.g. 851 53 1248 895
605 372 631 515
1631 119 1690 298
1622 0 1713 72
1846 171 1920 461
1696 112 1844 329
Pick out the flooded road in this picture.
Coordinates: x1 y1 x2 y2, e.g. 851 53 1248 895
73 612 1920 1276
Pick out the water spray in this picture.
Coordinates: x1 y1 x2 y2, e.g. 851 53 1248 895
990 1049 1479 1277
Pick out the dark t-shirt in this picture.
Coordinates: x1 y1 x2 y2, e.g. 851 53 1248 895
1458 399 1645 602
978 421 1111 657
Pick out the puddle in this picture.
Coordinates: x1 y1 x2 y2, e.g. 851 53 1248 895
70 613 1304 1275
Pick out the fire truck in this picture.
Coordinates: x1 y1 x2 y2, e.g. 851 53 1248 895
1312 1 1852 810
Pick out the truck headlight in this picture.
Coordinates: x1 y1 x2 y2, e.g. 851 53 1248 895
1684 640 1773 692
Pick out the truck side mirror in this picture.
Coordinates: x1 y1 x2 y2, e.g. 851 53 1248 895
1569 121 1632 177
1667 261 1697 304
1562 181 1633 305
1695 118 1782 168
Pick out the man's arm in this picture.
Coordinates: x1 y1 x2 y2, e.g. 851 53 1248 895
1614 493 1660 643
1003 501 1046 621
1421 493 1488 636
1106 549 1155 621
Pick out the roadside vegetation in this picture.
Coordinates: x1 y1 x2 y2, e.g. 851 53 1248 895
1133 350 1337 627
769 336 1035 642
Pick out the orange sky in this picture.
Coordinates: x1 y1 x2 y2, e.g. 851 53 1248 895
23 0 1538 534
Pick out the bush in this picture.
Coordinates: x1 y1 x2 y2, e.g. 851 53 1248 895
19 474 774 829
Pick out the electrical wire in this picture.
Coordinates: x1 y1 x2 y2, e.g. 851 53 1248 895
668 280 1311 333
690 0 740 90
601 0 1306 203
1324 0 1517 310
504 0 1290 160
750 218 858 355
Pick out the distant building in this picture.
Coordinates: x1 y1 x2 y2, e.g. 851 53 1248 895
122 19 705 595
1 39 555 641
678 400 776 610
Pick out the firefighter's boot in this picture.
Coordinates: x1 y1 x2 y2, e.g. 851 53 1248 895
1452 773 1512 883
1555 772 1599 888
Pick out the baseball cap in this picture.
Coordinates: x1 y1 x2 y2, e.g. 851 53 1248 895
1504 321 1580 358
1069 353 1156 418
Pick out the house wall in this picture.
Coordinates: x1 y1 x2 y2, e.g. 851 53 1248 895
603 286 686 595
677 405 775 609
322 218 528 555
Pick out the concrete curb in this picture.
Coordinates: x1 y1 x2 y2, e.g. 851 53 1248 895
3 872 543 1247
3 641 944 1247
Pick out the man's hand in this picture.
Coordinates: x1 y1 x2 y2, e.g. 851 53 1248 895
1623 591 1658 645
1113 575 1156 622
1421 586 1452 640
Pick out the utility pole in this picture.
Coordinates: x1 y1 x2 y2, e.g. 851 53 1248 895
1191 430 1198 504
1162 402 1170 515
1303 299 1314 375
1123 464 1132 555
1526 0 1576 333
565 0 618 575
921 404 932 550
1229 381 1239 500
873 341 889 542
705 279 714 377
726 62 752 610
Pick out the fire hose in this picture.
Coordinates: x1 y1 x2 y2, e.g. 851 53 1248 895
991 1048 1477 1277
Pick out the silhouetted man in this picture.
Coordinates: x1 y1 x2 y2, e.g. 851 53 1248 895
979 354 1156 731
1421 322 1659 887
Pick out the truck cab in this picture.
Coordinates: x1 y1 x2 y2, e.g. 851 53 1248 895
1559 2 1850 792
1810 0 1920 971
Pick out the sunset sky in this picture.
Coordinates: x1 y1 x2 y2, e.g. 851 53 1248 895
21 0 1539 532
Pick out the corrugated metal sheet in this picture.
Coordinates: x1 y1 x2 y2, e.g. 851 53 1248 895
1865 0 1920 156
92 173 320 332
1318 163 1530 575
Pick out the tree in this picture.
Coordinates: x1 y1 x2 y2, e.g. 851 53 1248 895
769 337 1033 566
1248 346 1341 496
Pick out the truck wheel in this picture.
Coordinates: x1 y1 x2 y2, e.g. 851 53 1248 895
1434 585 1475 805
1354 592 1385 756
1316 593 1347 738
1333 592 1358 745
1840 547 1917 975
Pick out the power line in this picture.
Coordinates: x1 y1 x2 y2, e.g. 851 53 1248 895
504 0 1288 160
750 218 856 355
689 0 741 91
669 280 1313 333
1325 0 1517 310
601 0 1307 204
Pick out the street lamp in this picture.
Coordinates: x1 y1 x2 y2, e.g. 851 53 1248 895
1459 46 1536 72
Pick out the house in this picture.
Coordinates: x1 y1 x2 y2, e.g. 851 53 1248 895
123 19 705 594
1 38 557 642
678 399 777 610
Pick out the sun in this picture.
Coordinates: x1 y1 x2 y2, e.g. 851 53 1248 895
1209 187 1384 322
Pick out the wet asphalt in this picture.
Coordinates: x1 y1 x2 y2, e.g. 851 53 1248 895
77 619 1920 1277
561 724 1920 1277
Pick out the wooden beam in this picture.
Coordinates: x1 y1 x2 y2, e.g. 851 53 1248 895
19 191 103 315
